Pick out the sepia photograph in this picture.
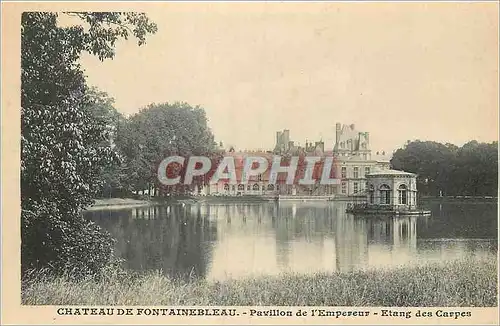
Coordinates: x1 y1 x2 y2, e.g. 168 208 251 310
1 1 499 325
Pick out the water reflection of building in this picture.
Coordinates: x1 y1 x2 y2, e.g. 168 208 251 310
334 213 369 272
207 202 340 279
204 202 423 278
332 205 419 272
393 216 417 249
364 215 418 268
367 216 417 249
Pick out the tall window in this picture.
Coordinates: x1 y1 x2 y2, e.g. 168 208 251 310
369 185 375 204
341 167 347 178
238 184 244 191
398 184 408 204
257 174 262 182
353 182 359 194
341 182 347 194
365 167 370 176
379 184 391 204
224 184 229 191
353 167 359 178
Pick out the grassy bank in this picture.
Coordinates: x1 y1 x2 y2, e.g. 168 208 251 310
89 196 271 209
22 256 497 306
89 198 151 209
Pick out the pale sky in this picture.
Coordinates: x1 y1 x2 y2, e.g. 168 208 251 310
78 2 499 153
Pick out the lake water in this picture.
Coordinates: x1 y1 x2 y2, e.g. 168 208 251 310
84 200 498 281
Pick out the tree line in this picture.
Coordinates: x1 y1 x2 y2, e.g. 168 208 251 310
391 140 498 197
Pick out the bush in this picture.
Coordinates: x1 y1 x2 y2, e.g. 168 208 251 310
21 207 115 279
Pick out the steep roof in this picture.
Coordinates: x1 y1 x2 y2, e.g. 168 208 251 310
215 151 335 183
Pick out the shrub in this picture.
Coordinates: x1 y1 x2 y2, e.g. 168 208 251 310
21 207 115 279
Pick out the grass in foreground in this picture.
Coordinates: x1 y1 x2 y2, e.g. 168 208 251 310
22 256 498 306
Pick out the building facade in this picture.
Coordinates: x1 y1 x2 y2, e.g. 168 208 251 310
332 123 390 197
197 123 393 197
365 169 418 209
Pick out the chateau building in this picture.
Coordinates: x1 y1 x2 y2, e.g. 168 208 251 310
332 123 390 197
199 123 391 197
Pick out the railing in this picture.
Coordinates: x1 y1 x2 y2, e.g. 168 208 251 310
274 195 333 201
347 203 417 211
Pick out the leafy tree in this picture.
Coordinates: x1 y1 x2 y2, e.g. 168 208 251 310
85 87 131 198
117 102 219 196
21 12 157 276
391 140 498 196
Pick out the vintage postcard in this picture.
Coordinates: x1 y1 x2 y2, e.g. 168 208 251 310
1 1 499 325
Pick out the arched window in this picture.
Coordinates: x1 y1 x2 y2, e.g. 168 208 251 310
379 184 391 205
398 184 408 204
238 184 245 191
267 184 275 191
224 184 229 191
253 184 260 191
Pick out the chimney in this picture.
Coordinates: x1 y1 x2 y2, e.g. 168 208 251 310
335 123 341 145
283 129 290 144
